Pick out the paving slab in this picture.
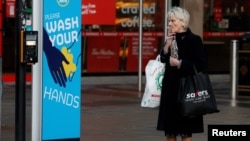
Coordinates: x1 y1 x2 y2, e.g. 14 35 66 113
1 81 250 141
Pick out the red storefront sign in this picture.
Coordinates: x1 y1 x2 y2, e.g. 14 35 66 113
203 32 246 38
213 0 222 22
83 32 162 72
213 7 222 22
6 0 15 18
126 36 158 72
82 0 116 25
86 36 120 72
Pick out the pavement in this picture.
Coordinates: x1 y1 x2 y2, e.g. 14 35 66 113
1 74 250 141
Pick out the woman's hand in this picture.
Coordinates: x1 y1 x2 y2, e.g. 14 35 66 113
163 36 174 53
163 27 175 53
169 57 180 67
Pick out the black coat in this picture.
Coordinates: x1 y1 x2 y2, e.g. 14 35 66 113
157 28 206 135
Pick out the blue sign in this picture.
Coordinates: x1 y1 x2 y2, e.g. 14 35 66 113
42 0 81 140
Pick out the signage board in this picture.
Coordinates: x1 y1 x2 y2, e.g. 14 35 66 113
82 0 116 25
42 0 82 140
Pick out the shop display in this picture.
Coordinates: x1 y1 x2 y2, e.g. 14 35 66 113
204 0 250 32
82 0 165 73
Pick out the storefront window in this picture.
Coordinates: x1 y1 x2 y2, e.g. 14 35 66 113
203 0 250 38
82 0 166 73
203 0 250 73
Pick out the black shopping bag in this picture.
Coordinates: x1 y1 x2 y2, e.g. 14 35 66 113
178 70 219 117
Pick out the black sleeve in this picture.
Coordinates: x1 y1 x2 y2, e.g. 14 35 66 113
160 48 170 64
179 35 206 74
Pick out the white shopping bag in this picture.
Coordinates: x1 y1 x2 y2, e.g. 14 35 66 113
141 55 165 108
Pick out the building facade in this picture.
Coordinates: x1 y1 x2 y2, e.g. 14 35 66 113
2 0 250 74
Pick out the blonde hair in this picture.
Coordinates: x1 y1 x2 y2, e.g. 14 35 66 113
167 6 190 29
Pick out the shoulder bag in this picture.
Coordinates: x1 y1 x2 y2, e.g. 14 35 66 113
178 65 220 117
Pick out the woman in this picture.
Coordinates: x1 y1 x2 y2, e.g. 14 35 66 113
157 7 206 141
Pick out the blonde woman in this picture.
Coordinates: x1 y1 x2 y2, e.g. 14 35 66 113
157 7 206 141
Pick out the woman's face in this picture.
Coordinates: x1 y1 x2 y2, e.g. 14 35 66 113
168 16 185 35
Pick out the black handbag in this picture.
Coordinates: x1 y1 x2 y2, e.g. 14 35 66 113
178 66 219 117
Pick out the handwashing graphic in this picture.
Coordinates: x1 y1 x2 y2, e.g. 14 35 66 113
43 28 80 87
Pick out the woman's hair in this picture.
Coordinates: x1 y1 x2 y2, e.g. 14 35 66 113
167 6 190 29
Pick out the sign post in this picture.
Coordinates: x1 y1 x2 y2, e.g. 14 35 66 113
42 0 82 140
31 0 42 140
15 0 27 140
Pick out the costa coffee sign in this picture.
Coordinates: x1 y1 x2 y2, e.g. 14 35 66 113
82 0 116 25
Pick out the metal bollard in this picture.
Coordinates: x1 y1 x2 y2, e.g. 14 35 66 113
230 40 239 99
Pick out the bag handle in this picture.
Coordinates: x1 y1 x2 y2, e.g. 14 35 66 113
156 54 161 61
193 64 208 75
192 65 199 74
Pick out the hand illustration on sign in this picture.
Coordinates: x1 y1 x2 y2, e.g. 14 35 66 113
43 28 69 87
